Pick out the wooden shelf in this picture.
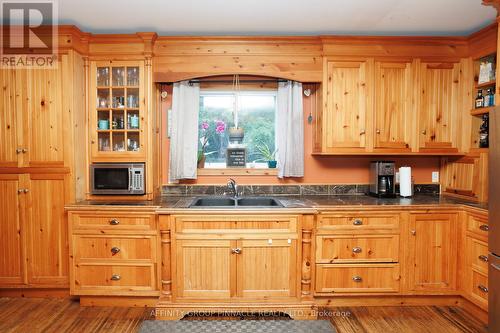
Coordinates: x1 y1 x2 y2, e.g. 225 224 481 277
470 106 494 116
475 80 496 89
469 148 489 154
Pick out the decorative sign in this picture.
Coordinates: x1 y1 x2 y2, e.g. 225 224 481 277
226 147 246 168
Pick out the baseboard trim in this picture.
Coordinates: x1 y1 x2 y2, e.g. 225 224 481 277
314 295 462 307
457 297 488 323
79 296 158 307
0 288 70 298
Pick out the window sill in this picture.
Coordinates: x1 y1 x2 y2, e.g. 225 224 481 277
197 168 278 176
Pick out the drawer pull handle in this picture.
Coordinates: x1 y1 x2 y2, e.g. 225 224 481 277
111 247 121 255
352 276 363 283
352 247 362 254
353 219 363 226
231 248 242 254
110 274 121 281
109 219 120 225
478 285 488 293
16 148 23 154
479 224 489 232
478 255 488 262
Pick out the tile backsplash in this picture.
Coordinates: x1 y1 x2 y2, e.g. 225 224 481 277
162 184 440 196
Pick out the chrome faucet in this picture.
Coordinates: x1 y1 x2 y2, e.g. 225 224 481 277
227 178 238 199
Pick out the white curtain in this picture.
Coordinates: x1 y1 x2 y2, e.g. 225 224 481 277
168 81 200 183
276 81 304 178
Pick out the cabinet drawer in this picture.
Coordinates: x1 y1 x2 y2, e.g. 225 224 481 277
467 215 488 240
316 235 399 263
471 270 488 303
74 235 156 261
71 212 155 231
315 264 400 294
173 215 297 235
468 237 488 274
74 264 156 291
317 213 399 232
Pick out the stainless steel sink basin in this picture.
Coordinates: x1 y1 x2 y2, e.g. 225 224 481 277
189 197 283 208
236 197 283 207
190 197 236 207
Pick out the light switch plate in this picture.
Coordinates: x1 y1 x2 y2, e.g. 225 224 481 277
432 171 439 183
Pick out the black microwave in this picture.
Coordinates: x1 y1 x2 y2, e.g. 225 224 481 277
90 163 145 195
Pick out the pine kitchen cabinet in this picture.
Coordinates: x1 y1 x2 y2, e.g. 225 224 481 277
0 64 68 168
407 212 459 292
417 62 461 153
0 173 69 287
321 59 371 153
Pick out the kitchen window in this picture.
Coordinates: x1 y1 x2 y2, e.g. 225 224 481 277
198 91 277 168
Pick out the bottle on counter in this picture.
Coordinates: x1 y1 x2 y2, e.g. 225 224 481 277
475 90 485 108
479 114 489 148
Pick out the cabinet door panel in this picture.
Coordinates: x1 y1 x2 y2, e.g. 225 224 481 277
237 239 297 298
0 69 21 167
374 62 411 151
0 175 24 285
175 239 234 299
409 213 458 291
25 174 68 285
25 67 65 166
325 61 369 150
419 63 459 151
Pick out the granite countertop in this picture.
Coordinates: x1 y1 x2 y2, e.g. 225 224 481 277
68 194 488 212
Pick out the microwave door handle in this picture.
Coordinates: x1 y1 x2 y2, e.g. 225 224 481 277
129 169 133 190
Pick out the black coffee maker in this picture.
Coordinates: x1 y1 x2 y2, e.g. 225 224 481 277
369 161 396 198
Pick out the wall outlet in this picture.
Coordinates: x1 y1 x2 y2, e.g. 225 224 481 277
432 171 440 183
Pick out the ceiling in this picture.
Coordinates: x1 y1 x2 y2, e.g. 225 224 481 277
58 0 497 36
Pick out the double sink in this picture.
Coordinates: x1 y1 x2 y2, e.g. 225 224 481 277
190 197 283 208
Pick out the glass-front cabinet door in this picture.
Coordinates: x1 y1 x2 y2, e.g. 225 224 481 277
90 61 145 160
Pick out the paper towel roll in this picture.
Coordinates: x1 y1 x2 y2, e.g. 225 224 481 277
399 167 412 197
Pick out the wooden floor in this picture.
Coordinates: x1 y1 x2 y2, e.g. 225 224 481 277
0 297 488 333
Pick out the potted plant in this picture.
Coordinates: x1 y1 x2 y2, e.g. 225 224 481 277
198 120 226 168
256 143 278 168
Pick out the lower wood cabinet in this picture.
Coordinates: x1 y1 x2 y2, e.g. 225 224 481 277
175 238 297 300
408 213 458 292
0 173 68 288
68 210 159 296
171 214 300 302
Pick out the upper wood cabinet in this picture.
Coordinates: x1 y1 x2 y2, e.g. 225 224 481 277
373 61 412 152
89 60 147 162
0 58 76 168
408 213 458 292
322 60 370 152
417 62 460 153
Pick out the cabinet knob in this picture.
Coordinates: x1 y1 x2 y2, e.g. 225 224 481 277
22 148 28 153
477 285 488 293
352 247 362 254
411 230 416 236
111 247 121 255
360 130 366 135
109 219 120 225
16 148 22 154
352 276 363 283
421 130 427 135
353 219 363 226
110 274 121 281
231 248 242 254
17 189 24 194
23 189 29 193
376 129 381 134
478 255 488 263
479 224 489 232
